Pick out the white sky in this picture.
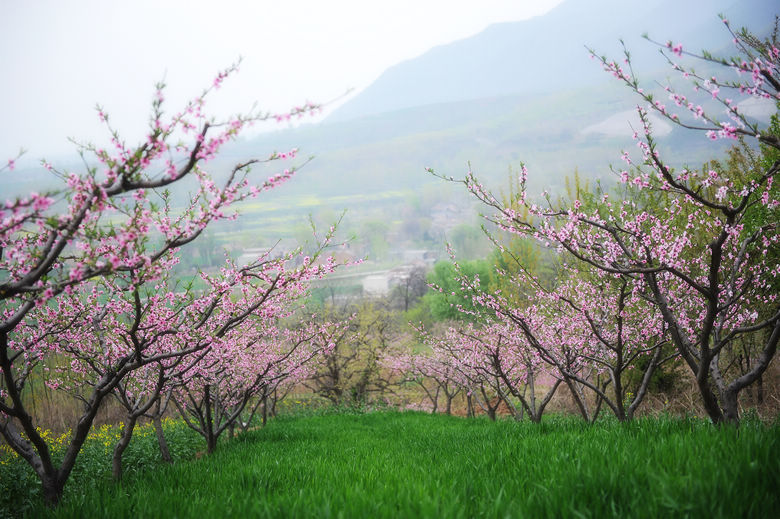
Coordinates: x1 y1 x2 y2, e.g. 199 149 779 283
1 0 563 162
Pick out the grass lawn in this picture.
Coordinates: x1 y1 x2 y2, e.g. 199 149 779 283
16 411 780 518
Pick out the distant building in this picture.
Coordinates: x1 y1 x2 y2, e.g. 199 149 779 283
362 274 390 296
236 247 277 266
398 249 437 264
236 240 297 266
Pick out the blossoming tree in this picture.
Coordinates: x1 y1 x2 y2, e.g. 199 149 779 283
172 316 346 454
0 67 324 505
434 20 779 424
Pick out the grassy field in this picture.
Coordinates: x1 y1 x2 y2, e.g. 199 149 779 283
0 419 202 518
12 411 779 518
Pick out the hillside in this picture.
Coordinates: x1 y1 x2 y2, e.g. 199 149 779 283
326 0 775 122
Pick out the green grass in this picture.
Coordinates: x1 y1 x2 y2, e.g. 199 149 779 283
16 412 780 518
0 419 202 518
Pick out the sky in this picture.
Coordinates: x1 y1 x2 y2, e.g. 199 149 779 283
0 0 563 163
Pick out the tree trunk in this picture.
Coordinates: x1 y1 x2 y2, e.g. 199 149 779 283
153 415 172 463
204 384 216 454
698 369 726 424
206 434 217 455
611 371 626 421
564 376 591 422
518 385 526 421
41 473 65 508
591 376 610 423
427 384 440 414
112 415 138 481
270 388 278 417
721 388 741 424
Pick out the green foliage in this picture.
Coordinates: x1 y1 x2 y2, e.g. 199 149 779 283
306 284 363 307
448 224 494 260
760 102 780 168
704 127 779 248
360 219 391 260
304 301 399 407
751 103 780 291
404 297 436 328
418 260 493 322
27 412 780 518
488 236 557 303
622 343 683 395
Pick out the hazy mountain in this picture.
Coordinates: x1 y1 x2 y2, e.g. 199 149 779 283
184 0 778 231
4 0 776 256
327 0 776 123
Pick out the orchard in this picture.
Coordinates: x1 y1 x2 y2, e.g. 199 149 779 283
1 14 778 518
1 66 345 506
428 16 779 426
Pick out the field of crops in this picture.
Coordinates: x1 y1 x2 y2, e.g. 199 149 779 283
9 411 778 518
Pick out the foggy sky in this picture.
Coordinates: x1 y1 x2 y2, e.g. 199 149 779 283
0 1 562 164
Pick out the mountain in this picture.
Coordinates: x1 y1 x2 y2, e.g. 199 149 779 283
210 0 775 251
327 0 777 123
4 0 776 256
